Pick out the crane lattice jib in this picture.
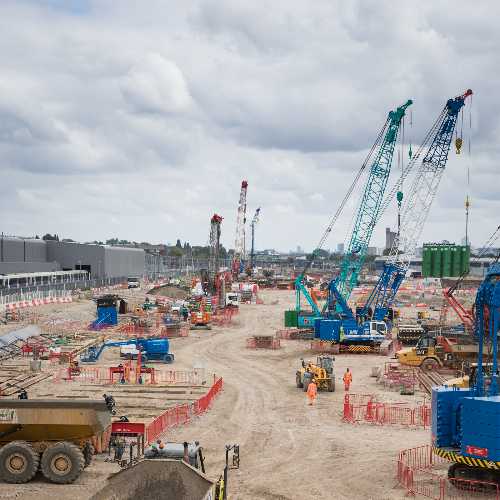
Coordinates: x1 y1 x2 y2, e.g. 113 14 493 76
209 214 223 293
232 181 248 278
388 90 472 269
336 100 412 304
250 208 261 271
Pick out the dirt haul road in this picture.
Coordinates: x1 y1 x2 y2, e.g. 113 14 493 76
0 289 430 500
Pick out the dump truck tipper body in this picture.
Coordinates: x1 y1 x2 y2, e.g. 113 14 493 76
0 399 110 484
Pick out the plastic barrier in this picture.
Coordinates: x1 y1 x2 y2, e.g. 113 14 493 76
342 393 431 428
146 374 222 445
4 297 72 311
395 444 499 499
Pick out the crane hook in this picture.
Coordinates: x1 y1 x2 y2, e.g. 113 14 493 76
456 138 463 154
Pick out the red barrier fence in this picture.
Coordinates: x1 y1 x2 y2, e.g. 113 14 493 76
311 342 340 355
395 444 499 499
146 374 223 445
377 362 421 391
246 338 281 350
342 393 431 428
52 367 200 385
276 329 301 340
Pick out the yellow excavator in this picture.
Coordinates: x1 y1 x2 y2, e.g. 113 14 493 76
296 356 335 392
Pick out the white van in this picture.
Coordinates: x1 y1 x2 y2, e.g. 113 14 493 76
226 294 239 308
128 277 141 289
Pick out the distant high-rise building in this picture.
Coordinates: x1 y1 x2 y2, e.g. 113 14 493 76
296 246 301 253
386 228 396 249
442 240 450 245
337 243 344 254
367 247 378 256
461 236 471 247
327 249 330 253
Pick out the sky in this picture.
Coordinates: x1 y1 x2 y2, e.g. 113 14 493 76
1 0 499 254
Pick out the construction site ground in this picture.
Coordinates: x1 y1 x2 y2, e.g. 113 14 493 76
0 288 465 500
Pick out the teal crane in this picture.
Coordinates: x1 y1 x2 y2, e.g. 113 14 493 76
335 99 412 306
294 99 412 327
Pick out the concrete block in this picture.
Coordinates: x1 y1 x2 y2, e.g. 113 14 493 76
29 360 41 372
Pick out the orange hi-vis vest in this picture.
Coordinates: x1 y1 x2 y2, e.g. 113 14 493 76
344 372 352 384
307 383 317 395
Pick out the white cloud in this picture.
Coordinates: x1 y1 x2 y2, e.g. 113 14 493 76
0 0 499 251
119 52 194 114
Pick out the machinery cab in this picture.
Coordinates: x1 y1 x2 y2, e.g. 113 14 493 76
367 321 387 338
145 441 205 473
317 355 334 375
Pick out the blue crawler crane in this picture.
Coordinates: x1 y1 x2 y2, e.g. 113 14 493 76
314 263 405 346
431 262 500 484
80 338 174 364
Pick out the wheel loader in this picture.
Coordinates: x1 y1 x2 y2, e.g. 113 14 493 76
296 355 335 392
0 398 110 485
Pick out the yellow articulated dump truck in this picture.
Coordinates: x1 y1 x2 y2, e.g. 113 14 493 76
0 399 110 484
396 334 489 372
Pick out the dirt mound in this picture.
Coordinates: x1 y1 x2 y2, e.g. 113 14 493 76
147 284 191 300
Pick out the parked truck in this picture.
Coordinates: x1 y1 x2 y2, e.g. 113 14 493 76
0 399 110 484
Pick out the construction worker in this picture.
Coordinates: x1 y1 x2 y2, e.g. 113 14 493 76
343 368 352 391
307 378 317 405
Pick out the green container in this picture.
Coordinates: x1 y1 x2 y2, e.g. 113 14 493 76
442 246 451 277
451 245 461 277
284 310 298 328
431 246 442 278
460 245 470 275
423 246 433 279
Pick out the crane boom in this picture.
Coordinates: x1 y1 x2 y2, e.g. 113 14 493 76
335 100 412 305
388 90 473 268
364 91 473 323
249 208 261 274
208 214 223 295
232 181 248 279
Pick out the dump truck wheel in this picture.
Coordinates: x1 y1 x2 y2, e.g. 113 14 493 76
83 441 93 468
296 374 303 388
0 441 40 483
328 378 335 392
41 442 84 484
125 353 133 361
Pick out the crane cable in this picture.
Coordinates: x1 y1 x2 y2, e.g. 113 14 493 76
465 95 472 250
301 118 390 275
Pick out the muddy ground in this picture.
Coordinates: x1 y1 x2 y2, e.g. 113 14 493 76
0 288 466 500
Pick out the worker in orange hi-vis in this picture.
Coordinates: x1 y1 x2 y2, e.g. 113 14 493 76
307 379 317 405
343 368 353 391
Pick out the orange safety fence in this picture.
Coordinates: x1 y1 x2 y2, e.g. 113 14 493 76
395 444 499 499
146 374 223 445
246 338 281 350
342 393 431 428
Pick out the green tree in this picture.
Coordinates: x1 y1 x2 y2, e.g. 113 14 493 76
316 249 329 258
382 248 403 256
42 233 57 241
169 247 184 257
219 245 228 259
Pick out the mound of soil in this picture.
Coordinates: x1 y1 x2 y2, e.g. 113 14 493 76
147 284 191 300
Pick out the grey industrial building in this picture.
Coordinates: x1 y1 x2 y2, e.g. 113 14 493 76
0 236 145 278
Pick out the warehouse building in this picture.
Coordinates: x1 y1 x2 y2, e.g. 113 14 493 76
0 236 145 279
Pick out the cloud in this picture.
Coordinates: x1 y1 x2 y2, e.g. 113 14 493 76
0 0 499 252
120 52 194 114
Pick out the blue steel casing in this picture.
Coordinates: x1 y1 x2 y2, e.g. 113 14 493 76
431 386 471 448
97 307 118 325
462 396 500 462
314 317 322 339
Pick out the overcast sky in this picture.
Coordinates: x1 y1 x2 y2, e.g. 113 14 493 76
1 0 498 254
